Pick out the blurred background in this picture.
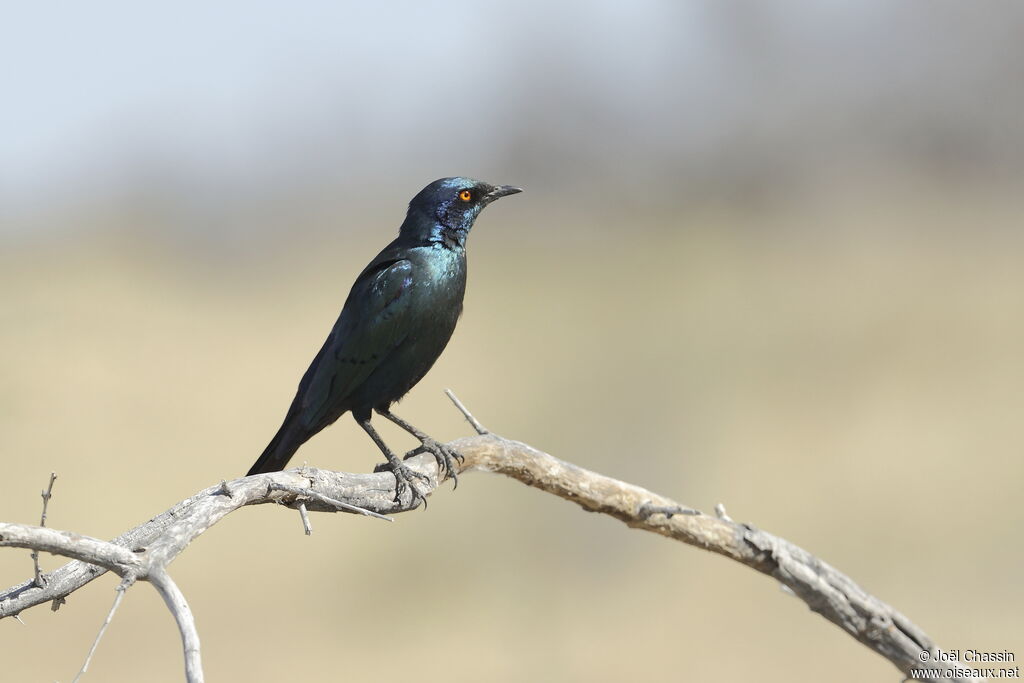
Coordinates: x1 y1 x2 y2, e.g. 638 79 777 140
2 1 1022 680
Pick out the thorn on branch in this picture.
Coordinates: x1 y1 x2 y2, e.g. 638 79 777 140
714 503 734 523
51 597 66 612
445 389 489 435
217 480 234 498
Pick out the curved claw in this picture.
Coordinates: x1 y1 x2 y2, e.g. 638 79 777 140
412 439 464 488
389 461 430 508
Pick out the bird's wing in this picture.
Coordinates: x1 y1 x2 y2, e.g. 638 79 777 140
294 256 416 430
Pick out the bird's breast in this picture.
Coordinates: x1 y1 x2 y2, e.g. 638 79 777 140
416 244 463 277
410 245 466 300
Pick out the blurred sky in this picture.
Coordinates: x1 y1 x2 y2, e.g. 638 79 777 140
2 0 1024 234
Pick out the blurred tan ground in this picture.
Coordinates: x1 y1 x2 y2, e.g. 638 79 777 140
2 191 1023 681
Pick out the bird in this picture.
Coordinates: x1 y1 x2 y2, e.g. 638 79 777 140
246 177 521 503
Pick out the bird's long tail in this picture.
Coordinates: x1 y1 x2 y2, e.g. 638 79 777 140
247 414 308 476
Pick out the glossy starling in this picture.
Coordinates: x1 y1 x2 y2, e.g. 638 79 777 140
246 177 521 503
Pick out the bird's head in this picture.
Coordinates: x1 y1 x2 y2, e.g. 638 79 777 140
403 177 522 247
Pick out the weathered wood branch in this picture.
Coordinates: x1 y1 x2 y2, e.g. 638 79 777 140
0 427 974 682
149 568 202 682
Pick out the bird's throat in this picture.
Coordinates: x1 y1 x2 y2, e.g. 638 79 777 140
430 224 467 250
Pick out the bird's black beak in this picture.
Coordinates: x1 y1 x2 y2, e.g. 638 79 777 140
483 185 523 203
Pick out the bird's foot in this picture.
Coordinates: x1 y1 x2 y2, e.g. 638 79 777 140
377 459 431 507
411 439 464 487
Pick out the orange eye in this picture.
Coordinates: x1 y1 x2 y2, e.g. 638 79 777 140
459 190 472 202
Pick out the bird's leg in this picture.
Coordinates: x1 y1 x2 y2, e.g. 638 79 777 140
356 417 429 505
375 408 464 487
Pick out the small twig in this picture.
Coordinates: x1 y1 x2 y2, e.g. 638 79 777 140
298 503 312 536
72 575 133 683
267 483 393 522
31 472 58 587
445 388 488 435
39 472 57 526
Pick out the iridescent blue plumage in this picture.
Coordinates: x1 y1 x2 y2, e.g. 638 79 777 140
247 177 521 503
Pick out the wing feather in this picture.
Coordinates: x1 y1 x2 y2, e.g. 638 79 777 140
294 257 415 430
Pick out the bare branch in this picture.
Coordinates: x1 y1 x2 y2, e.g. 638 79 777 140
31 472 57 587
0 523 206 680
0 427 971 682
150 569 203 683
0 523 143 576
451 435 976 682
0 467 428 621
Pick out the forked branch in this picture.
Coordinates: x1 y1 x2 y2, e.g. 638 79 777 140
0 396 974 683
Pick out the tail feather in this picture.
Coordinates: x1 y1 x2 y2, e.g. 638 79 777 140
247 416 308 476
